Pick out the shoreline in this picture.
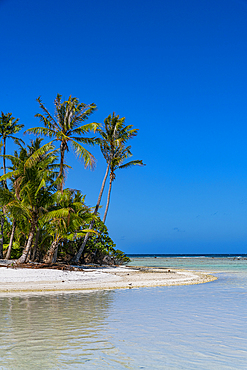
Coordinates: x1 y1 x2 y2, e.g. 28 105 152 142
0 264 217 294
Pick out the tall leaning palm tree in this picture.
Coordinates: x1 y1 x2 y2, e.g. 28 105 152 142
72 113 140 264
103 144 145 223
25 94 98 191
89 113 139 217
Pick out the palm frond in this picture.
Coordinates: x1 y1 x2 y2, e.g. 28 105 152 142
66 229 98 241
35 96 58 129
35 178 46 197
24 127 55 138
71 122 99 135
70 104 97 126
7 136 25 146
70 136 98 146
24 142 55 169
0 170 19 182
118 159 145 170
71 140 95 169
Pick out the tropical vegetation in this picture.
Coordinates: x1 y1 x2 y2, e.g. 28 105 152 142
0 95 144 265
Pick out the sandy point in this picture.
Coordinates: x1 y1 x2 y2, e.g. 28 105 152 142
0 265 217 295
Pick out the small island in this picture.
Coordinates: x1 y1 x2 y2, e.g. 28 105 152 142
0 95 143 267
0 96 217 294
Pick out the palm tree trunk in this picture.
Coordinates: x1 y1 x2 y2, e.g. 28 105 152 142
0 139 6 259
53 244 58 263
94 163 110 215
58 144 65 192
5 219 16 260
0 215 3 259
103 173 113 223
3 138 6 176
31 228 40 261
17 224 36 263
71 163 110 264
27 245 32 261
43 239 59 264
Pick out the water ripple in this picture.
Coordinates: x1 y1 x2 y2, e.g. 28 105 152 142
0 260 247 369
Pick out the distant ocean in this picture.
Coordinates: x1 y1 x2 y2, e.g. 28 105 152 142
0 254 247 369
127 253 247 272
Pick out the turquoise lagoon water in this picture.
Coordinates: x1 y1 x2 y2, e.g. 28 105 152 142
0 255 247 369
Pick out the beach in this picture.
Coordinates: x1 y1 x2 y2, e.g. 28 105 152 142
0 263 216 294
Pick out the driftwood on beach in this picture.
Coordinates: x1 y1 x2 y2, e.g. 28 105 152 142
0 262 81 271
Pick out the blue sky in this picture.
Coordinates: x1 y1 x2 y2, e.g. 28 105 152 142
1 0 247 253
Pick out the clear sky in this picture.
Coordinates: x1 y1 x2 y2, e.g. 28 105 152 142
1 0 247 254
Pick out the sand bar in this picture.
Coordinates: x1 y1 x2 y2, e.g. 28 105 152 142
0 263 217 294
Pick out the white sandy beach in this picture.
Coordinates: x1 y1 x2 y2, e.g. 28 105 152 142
0 264 217 294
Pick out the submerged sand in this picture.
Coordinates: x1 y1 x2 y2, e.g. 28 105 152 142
0 264 217 294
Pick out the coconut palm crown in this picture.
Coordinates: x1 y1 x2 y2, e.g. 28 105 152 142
0 112 24 177
25 94 98 191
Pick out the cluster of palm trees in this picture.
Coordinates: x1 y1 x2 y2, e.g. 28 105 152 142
0 94 144 264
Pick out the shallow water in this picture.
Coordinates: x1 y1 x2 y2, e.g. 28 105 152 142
128 255 247 272
0 257 247 369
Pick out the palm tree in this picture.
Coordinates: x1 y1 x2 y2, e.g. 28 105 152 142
0 185 16 259
95 113 140 210
103 144 145 223
25 94 98 191
0 112 23 258
41 189 95 263
72 113 140 264
0 141 35 260
0 112 24 177
0 140 59 263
